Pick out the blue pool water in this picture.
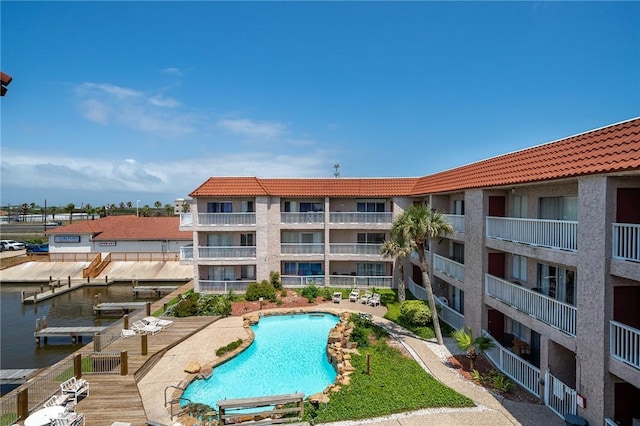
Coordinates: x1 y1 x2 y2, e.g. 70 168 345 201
181 313 339 409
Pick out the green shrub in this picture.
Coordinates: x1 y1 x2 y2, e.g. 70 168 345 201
320 287 334 301
489 370 514 393
300 284 320 302
245 280 277 302
199 294 232 317
173 293 200 317
269 271 282 290
399 300 432 327
216 339 243 356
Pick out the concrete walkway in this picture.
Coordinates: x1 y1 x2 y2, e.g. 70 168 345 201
139 299 563 426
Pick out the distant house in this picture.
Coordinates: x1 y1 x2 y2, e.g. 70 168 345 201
45 215 191 253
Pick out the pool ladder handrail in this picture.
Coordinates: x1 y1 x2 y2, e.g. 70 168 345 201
164 382 191 420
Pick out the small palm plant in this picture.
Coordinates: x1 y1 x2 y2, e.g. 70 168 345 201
452 327 494 371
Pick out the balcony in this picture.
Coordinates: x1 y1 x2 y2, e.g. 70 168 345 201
327 275 392 288
198 279 254 293
443 214 465 233
433 254 465 282
329 243 383 255
198 246 256 259
434 296 464 330
486 217 577 252
281 275 325 287
485 274 577 336
180 246 193 260
610 320 640 370
191 213 256 227
280 212 324 224
329 212 393 224
612 223 640 262
179 213 193 227
280 243 324 255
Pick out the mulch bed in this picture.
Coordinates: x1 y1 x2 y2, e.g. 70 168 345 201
229 290 322 316
447 354 542 404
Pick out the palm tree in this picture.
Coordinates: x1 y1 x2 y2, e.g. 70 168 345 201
452 327 494 371
380 235 412 302
164 204 173 216
50 206 57 221
126 201 133 209
392 203 454 345
154 201 162 211
65 203 75 224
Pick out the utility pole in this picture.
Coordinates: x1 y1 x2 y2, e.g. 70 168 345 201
333 163 341 178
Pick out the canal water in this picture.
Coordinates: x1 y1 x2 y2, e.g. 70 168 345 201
0 282 168 395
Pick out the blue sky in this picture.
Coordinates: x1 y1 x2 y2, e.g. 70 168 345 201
1 1 639 208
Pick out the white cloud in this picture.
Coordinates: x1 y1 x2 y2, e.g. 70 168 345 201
148 95 180 108
217 118 287 140
162 67 183 76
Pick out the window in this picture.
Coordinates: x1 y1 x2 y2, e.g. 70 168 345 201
452 287 464 314
210 266 234 281
356 262 386 276
452 242 464 264
240 233 254 246
240 265 255 279
357 233 385 244
283 262 323 276
207 202 233 213
299 202 323 212
510 195 528 218
539 197 577 221
282 232 322 243
356 200 385 212
453 200 465 215
241 201 254 213
537 263 577 305
511 255 527 282
508 318 528 341
208 234 233 246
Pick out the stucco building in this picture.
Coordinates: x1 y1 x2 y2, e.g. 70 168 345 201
181 117 640 425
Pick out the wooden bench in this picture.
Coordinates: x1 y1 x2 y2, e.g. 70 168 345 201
217 393 305 425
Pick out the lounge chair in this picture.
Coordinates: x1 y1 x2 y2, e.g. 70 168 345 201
131 320 162 335
53 412 85 426
121 329 136 338
368 293 381 307
360 291 372 304
44 394 70 408
60 377 89 404
348 290 360 303
332 292 342 303
143 316 173 329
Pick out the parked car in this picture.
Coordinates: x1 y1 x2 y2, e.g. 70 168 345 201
0 240 26 250
27 243 49 253
45 221 62 226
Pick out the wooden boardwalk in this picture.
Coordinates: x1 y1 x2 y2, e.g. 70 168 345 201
93 302 149 315
35 326 107 344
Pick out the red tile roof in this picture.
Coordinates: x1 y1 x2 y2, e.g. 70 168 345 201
190 117 640 198
45 216 191 241
190 177 420 197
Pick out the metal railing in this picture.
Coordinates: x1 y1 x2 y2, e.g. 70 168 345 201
433 254 465 282
280 212 324 224
109 252 180 261
434 296 464 330
482 331 541 398
610 320 640 370
443 214 465 233
329 212 393 224
0 393 19 426
82 352 122 376
280 243 324 255
198 280 254 293
196 213 256 226
486 217 578 251
407 277 428 301
180 246 193 260
485 274 577 336
198 246 256 259
544 370 577 420
612 223 640 262
329 243 383 255
327 275 392 288
281 275 326 287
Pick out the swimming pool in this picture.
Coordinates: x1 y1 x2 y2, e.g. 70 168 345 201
181 313 339 409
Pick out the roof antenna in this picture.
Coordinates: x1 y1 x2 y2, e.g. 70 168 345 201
333 163 341 178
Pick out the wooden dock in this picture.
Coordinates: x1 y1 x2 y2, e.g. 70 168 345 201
0 369 39 385
132 285 179 298
93 302 148 315
34 326 107 344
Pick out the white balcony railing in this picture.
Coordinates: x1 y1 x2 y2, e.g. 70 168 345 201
328 275 392 288
443 214 465 233
179 213 193 227
280 212 324 224
434 296 464 330
329 212 393 224
612 223 640 262
485 274 577 336
410 249 431 265
544 370 577 420
433 254 465 282
198 279 254 293
280 243 324 255
483 330 541 398
196 213 256 226
610 320 640 370
329 243 383 255
281 275 326 287
198 246 256 259
180 246 194 260
486 217 578 252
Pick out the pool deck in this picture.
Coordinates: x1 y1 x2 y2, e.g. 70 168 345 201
45 282 563 426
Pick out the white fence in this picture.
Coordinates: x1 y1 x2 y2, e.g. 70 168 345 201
280 212 324 224
196 213 256 226
198 246 256 259
486 217 578 252
610 320 640 370
544 370 577 420
198 280 254 293
280 243 324 255
443 214 465 233
433 254 465 282
612 223 640 262
328 275 392 288
329 212 393 224
434 296 464 330
281 275 326 287
485 274 577 336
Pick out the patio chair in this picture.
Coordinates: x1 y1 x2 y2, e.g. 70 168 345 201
121 329 136 338
143 316 174 329
53 412 85 426
131 320 162 335
348 290 360 303
60 377 89 404
332 292 342 303
44 394 69 408
360 291 372 304
368 293 381 307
